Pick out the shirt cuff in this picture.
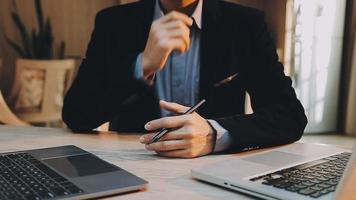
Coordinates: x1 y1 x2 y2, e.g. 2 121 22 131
208 119 233 153
134 53 155 84
134 53 144 79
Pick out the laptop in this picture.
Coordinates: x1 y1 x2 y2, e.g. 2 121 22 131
0 145 147 200
191 143 356 200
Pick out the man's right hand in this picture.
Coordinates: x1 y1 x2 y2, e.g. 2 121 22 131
141 11 193 79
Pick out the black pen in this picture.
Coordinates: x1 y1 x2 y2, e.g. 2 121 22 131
149 99 206 144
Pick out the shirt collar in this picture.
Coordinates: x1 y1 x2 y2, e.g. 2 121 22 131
154 0 202 30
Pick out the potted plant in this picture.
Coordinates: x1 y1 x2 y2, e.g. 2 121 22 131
4 0 75 118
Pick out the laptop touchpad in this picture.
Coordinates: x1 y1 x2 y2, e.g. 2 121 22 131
42 154 118 178
242 151 307 167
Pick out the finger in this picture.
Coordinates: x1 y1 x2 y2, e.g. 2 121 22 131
140 127 195 144
168 29 190 52
158 38 187 53
160 100 189 114
145 140 190 152
139 133 157 144
171 39 188 53
163 126 197 139
156 149 193 158
161 11 193 26
163 20 190 32
144 115 189 131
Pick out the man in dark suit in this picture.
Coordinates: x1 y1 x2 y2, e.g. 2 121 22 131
62 0 307 158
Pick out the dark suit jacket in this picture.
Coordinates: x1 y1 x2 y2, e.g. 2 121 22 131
62 0 308 152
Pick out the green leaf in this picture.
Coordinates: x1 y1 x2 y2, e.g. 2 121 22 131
34 0 45 33
10 9 33 58
12 0 19 14
43 18 53 59
5 35 26 57
58 41 66 59
7 0 62 60
31 30 39 58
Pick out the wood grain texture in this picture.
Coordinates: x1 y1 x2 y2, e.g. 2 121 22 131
0 125 354 200
0 125 256 200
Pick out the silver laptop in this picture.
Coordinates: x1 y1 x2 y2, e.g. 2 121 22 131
0 145 147 200
191 143 356 200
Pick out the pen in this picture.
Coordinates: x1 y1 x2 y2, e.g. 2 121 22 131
149 99 206 144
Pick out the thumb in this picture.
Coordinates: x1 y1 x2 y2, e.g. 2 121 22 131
160 100 189 114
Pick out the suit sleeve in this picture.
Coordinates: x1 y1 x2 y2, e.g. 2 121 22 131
62 10 149 132
214 12 308 152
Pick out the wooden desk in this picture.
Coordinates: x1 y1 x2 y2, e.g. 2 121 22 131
0 125 355 200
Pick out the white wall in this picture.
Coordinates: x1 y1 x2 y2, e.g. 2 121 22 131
293 0 347 133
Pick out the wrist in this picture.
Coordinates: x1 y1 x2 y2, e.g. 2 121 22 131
143 65 154 79
141 52 155 79
206 120 218 153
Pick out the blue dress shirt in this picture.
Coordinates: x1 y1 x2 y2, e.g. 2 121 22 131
134 0 232 152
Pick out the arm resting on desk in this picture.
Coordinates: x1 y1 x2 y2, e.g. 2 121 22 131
214 12 307 152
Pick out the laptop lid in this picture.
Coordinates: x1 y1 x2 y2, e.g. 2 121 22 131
191 143 349 200
334 146 356 200
27 145 148 199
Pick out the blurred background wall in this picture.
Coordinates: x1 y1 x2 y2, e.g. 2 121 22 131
0 0 287 96
0 0 355 135
0 0 119 96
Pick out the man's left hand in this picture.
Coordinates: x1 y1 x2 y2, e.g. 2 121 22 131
140 101 215 158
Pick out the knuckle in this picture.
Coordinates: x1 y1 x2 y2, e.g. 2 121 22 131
187 115 195 124
160 142 167 151
187 151 195 158
176 29 183 36
156 31 165 39
178 21 186 29
186 126 195 133
178 46 185 53
148 133 155 139
186 131 195 139
187 140 194 148
183 24 190 32
157 39 165 46
185 29 191 38
161 133 170 140
170 11 179 18
167 132 176 140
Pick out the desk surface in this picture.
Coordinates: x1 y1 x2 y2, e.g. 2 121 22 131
0 125 355 200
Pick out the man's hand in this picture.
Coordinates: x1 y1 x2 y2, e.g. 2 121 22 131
140 101 215 158
141 11 193 79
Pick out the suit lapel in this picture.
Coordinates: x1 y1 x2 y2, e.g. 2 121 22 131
136 0 156 51
199 0 221 115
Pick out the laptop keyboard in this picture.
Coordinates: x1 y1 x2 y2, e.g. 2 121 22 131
0 152 84 200
250 152 351 198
